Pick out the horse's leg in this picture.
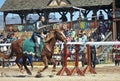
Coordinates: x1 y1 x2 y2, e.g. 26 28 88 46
15 56 24 73
22 55 32 75
49 58 56 72
38 56 48 73
35 56 48 77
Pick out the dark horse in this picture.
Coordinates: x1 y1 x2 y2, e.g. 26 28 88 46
0 30 67 75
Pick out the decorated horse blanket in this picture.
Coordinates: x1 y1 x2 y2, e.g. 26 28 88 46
22 38 45 56
22 38 35 56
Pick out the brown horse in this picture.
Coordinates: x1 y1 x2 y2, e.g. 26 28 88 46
0 30 67 75
0 38 27 73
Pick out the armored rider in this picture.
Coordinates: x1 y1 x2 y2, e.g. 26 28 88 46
31 16 47 56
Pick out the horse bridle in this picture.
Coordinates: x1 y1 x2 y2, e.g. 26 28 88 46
44 31 64 55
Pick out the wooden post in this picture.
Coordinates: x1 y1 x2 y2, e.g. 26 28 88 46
112 0 117 40
71 44 84 76
2 59 5 68
3 12 8 31
57 44 71 76
83 44 96 74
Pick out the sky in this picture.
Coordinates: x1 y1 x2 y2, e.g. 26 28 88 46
0 0 5 8
0 0 5 15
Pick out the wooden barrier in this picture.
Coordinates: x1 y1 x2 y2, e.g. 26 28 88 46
57 44 71 76
71 44 84 76
57 44 84 76
83 44 96 74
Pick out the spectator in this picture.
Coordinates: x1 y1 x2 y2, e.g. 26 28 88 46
54 45 60 54
114 54 120 66
71 29 76 38
81 31 88 42
10 33 17 42
64 29 70 37
67 35 72 42
0 32 5 39
98 11 104 21
7 33 11 39
78 34 83 42
61 23 67 30
71 46 76 60
90 38 97 69
99 21 107 39
113 39 120 52
71 37 76 42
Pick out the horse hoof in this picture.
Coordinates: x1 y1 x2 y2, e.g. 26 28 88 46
52 69 56 72
39 70 43 72
31 68 33 71
20 70 24 74
35 73 42 78
27 71 32 75
49 75 54 78
1 72 5 77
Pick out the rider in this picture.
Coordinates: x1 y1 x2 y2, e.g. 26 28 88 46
31 16 47 56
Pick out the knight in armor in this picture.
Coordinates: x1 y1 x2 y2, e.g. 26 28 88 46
31 16 47 56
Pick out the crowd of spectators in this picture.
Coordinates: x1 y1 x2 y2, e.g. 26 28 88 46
0 32 18 66
52 20 112 65
0 32 17 44
0 32 18 52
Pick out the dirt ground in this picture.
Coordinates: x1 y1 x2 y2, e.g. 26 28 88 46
0 64 120 81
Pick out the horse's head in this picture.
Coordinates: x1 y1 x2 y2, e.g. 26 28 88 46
54 30 67 43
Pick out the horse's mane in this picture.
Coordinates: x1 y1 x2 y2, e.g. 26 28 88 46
45 29 61 43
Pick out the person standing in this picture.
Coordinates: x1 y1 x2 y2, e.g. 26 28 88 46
98 11 104 21
90 38 97 69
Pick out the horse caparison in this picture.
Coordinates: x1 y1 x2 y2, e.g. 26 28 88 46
0 30 67 75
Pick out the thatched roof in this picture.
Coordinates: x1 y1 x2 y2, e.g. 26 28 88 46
0 0 113 12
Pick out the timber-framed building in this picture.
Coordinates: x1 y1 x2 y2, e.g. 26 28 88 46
0 0 120 40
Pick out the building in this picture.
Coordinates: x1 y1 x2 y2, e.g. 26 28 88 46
0 0 119 40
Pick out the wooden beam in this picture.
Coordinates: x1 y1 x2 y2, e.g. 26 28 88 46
81 10 90 19
3 12 8 31
113 0 117 40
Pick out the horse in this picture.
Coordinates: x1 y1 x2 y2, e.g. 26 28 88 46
0 38 29 73
35 30 67 76
0 29 67 75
